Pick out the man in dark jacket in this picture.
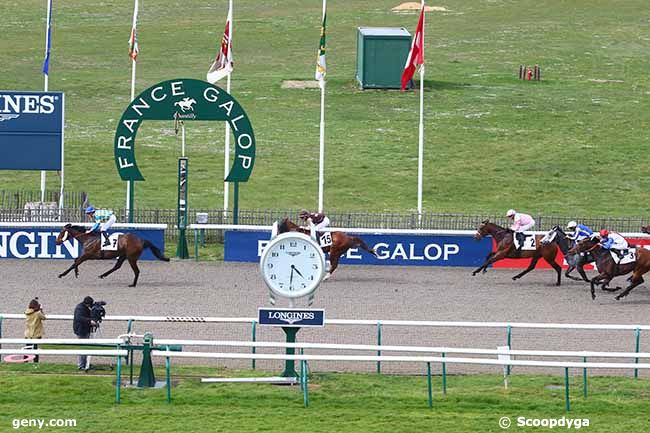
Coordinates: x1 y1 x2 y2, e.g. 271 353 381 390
73 296 96 370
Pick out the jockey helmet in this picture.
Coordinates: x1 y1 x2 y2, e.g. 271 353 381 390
599 229 609 238
299 209 310 219
85 206 96 214
566 221 577 230
506 209 516 217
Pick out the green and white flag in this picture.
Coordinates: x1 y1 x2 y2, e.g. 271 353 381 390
315 0 327 87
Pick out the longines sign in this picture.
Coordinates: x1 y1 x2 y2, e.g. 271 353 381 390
0 91 64 170
114 79 255 183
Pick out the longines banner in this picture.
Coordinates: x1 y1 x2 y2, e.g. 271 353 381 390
0 91 64 170
0 227 164 260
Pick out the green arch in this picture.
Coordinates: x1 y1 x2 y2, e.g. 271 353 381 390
114 78 255 182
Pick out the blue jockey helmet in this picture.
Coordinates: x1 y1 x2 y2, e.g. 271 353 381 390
85 206 96 214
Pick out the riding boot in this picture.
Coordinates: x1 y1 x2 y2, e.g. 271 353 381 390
516 232 525 249
102 232 110 247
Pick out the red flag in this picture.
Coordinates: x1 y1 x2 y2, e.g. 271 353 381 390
401 5 425 91
128 0 139 61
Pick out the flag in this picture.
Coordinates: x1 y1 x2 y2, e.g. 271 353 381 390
207 3 233 84
401 5 425 91
128 0 139 61
315 1 327 87
42 0 53 75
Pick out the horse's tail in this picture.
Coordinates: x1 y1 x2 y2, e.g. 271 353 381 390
351 236 377 257
143 239 170 262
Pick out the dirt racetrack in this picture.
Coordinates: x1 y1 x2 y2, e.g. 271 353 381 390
1 259 649 375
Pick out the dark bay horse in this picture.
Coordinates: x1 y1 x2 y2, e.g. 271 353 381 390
569 237 650 300
56 224 169 287
472 220 562 285
542 225 592 282
277 218 376 279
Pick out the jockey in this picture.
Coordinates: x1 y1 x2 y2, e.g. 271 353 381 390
84 206 116 247
566 221 593 242
299 209 330 233
598 229 628 260
506 209 535 248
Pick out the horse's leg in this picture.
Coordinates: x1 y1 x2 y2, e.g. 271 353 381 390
324 251 340 280
472 252 496 276
58 256 87 278
512 256 541 281
99 256 126 279
615 274 644 300
127 257 140 287
577 263 590 282
564 264 581 281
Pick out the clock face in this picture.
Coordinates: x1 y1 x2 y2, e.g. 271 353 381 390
260 232 326 299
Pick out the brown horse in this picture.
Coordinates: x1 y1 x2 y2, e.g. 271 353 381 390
472 220 562 285
277 218 376 278
55 224 169 287
569 236 650 300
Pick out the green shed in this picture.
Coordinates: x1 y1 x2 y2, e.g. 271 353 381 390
356 27 411 89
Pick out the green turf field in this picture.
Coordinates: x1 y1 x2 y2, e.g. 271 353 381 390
1 1 649 216
1 364 649 432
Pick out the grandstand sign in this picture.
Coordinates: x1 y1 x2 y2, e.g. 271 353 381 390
114 79 255 182
0 91 64 170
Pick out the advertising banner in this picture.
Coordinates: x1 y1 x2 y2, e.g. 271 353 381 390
0 227 165 260
0 91 64 170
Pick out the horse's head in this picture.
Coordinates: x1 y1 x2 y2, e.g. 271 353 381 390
55 224 73 245
568 236 599 255
473 219 491 240
278 218 300 234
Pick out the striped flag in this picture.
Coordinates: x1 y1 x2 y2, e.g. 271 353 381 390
207 2 233 84
128 0 140 61
42 0 53 75
315 0 327 87
401 4 425 91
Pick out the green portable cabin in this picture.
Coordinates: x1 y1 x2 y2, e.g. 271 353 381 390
356 27 411 89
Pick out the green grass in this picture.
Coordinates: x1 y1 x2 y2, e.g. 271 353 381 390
1 363 649 432
1 0 649 216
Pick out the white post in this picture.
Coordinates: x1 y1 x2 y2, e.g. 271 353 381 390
318 83 325 213
181 121 186 158
416 0 425 223
223 0 233 215
126 0 139 222
59 94 65 212
41 0 52 203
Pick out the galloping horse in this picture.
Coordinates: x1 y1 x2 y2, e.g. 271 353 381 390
277 218 376 278
542 225 592 282
472 220 562 285
569 237 650 300
56 224 169 287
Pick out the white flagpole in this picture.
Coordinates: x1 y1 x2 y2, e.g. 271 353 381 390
223 0 233 214
41 0 53 203
126 0 139 221
317 0 326 213
417 0 425 221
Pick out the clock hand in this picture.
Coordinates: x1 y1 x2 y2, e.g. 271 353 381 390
291 264 304 279
289 266 294 290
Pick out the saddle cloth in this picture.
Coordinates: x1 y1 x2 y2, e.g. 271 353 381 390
513 232 536 251
101 233 121 251
611 248 636 265
319 232 332 248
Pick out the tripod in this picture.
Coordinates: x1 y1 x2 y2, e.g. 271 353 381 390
84 323 114 371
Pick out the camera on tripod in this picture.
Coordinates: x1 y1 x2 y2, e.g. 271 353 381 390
90 301 107 331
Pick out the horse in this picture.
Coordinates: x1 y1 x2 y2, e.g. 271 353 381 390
569 236 650 300
472 220 562 285
541 225 593 282
642 225 650 235
277 218 377 279
55 224 170 287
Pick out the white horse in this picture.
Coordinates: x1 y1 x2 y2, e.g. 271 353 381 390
174 98 197 112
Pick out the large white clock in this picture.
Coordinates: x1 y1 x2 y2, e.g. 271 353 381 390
260 232 326 299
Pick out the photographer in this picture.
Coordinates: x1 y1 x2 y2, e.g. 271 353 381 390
73 296 96 370
24 298 46 363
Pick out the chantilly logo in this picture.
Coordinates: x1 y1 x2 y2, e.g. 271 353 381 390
266 311 315 325
0 94 57 116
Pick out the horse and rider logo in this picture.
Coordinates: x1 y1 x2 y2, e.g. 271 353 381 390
514 233 537 251
174 97 197 112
